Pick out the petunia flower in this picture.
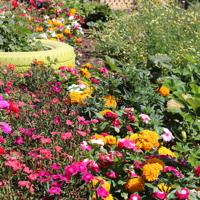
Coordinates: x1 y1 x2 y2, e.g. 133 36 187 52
0 122 12 134
161 128 174 142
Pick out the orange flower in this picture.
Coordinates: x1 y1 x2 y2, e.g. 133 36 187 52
35 26 43 32
70 8 77 15
158 86 170 97
103 95 117 108
125 177 145 193
80 68 91 79
142 163 164 182
64 29 71 35
104 135 117 145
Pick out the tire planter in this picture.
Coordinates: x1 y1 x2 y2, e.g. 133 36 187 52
0 39 75 72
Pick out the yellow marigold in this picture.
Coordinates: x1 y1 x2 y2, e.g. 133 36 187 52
82 63 93 69
80 68 91 79
157 183 172 192
147 158 165 168
103 95 117 108
91 134 105 140
47 19 52 25
69 91 83 104
104 135 117 145
158 86 170 97
64 28 71 35
158 146 176 158
52 20 62 26
136 130 160 151
124 177 145 193
104 194 114 200
35 26 43 32
142 163 163 182
70 8 77 15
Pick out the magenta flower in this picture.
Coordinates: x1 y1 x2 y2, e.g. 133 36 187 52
129 193 141 200
97 186 109 198
139 114 151 124
152 191 167 200
176 188 190 199
48 186 61 195
80 141 92 151
0 97 9 110
105 170 117 179
18 181 30 189
82 172 94 183
161 128 175 142
0 122 12 134
194 165 200 177
118 139 137 150
163 166 184 178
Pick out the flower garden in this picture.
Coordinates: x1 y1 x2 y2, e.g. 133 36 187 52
0 0 200 200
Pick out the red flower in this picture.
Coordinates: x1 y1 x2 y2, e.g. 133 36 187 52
194 165 200 177
176 188 189 199
11 0 19 9
0 147 5 155
9 102 19 113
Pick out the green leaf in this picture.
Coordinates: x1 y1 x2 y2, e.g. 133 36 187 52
186 98 200 111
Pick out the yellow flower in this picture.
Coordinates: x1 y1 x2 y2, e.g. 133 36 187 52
124 177 145 193
147 158 165 168
82 63 93 69
126 133 138 141
142 163 163 182
157 183 172 192
69 91 83 104
70 8 77 15
158 86 170 97
52 20 62 27
104 135 117 145
136 130 160 151
47 20 52 25
80 68 91 79
158 146 176 158
64 28 71 35
35 26 43 32
92 177 111 191
56 34 64 39
103 95 117 108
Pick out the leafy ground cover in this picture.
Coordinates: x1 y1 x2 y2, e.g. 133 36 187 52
0 0 200 200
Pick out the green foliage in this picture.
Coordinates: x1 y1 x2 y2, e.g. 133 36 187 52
97 3 200 70
0 3 45 52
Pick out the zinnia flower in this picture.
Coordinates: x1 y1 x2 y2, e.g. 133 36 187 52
152 191 167 200
129 194 141 200
176 188 189 199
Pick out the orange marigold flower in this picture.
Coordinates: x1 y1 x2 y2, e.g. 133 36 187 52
142 163 163 181
82 63 93 69
103 95 117 108
158 146 176 158
70 8 77 15
147 158 165 168
158 86 170 97
136 130 160 151
64 29 71 35
69 92 83 104
35 26 43 32
124 177 145 193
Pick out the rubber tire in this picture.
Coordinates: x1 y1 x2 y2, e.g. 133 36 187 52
0 39 76 72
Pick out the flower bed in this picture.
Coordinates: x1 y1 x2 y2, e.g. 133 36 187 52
0 63 199 199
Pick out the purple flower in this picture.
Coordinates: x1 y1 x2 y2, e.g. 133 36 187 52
161 128 174 142
0 122 12 134
0 96 9 110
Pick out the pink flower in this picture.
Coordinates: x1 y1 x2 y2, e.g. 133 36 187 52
139 114 151 124
53 116 61 125
77 130 87 137
129 194 141 200
61 132 72 140
0 98 9 110
176 188 189 199
194 165 200 177
40 137 52 144
0 122 11 134
48 186 61 195
118 139 137 150
163 166 184 178
0 136 5 144
105 170 117 179
18 181 30 189
99 67 109 76
88 161 100 173
80 141 92 151
82 173 94 183
90 77 100 84
5 157 22 171
65 120 74 126
14 137 24 145
152 191 167 199
97 186 109 198
161 128 174 142
51 163 61 170
28 173 38 181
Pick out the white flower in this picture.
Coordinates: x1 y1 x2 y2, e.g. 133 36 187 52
90 139 104 146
